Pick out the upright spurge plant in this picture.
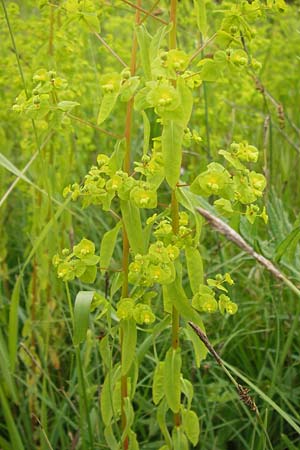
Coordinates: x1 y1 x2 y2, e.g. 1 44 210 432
49 0 282 448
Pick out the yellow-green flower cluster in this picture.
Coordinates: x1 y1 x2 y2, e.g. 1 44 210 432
190 141 268 224
129 241 179 287
192 273 238 315
116 298 155 324
52 238 99 283
63 153 157 210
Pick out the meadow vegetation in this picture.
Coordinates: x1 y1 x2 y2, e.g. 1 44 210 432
0 0 300 449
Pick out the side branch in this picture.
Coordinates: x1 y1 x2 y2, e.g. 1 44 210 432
196 206 300 298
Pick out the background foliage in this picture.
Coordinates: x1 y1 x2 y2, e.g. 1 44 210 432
0 0 300 449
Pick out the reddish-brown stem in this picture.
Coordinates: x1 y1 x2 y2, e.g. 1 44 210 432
120 3 141 449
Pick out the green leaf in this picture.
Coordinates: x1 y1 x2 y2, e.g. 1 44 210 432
198 59 222 82
275 226 300 262
97 92 119 124
177 78 193 126
136 25 152 81
101 371 113 426
8 275 21 372
162 120 184 189
100 221 122 272
149 23 172 60
172 426 189 450
164 348 182 413
121 318 137 375
182 409 200 446
104 425 119 450
0 330 18 403
183 326 207 368
180 378 194 410
109 139 126 174
142 111 151 155
176 188 203 243
120 200 145 254
79 265 97 283
57 100 80 111
157 400 172 448
185 246 204 294
194 0 208 37
152 362 165 405
122 397 135 441
73 291 95 345
164 265 205 328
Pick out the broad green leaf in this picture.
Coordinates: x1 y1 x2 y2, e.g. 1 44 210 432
8 276 21 372
162 121 184 189
152 362 165 405
57 100 80 111
142 111 151 155
100 221 122 272
157 400 172 448
122 397 135 441
194 0 208 37
97 92 119 124
136 25 152 81
180 378 194 410
104 425 119 450
185 246 204 294
164 348 182 413
99 335 111 369
149 23 172 60
109 139 126 174
101 371 113 426
176 188 203 243
120 200 145 254
73 291 95 345
79 265 97 283
182 409 200 446
183 326 207 368
275 226 300 262
177 78 193 126
198 59 221 82
172 426 189 450
128 429 139 450
165 265 205 328
121 318 137 375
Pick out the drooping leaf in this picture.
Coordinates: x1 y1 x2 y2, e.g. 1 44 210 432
104 425 119 450
142 111 151 155
164 348 182 413
275 226 300 262
121 318 137 375
152 361 165 405
97 92 119 124
194 0 208 37
180 378 194 410
182 408 200 446
136 25 152 81
109 139 126 174
183 326 207 368
172 426 189 450
177 78 193 126
120 200 145 254
73 291 95 345
100 221 122 272
185 246 204 294
157 400 172 448
101 371 113 426
162 120 184 189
